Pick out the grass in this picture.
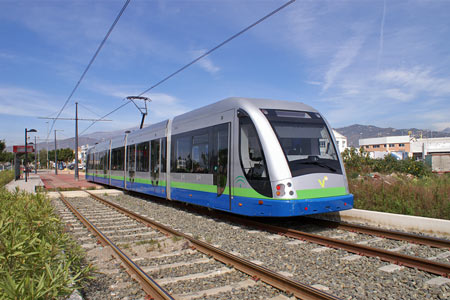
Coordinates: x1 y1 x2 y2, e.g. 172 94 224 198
349 174 450 220
0 188 92 299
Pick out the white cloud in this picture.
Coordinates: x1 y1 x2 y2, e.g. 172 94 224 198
383 88 414 102
190 49 220 74
377 67 450 100
305 80 322 86
0 86 64 117
322 35 365 92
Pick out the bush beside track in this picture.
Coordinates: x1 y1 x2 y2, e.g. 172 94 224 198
0 170 91 299
0 170 13 188
343 147 450 220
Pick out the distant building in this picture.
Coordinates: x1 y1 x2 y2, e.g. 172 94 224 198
359 136 411 159
410 137 450 173
332 130 348 153
79 144 89 165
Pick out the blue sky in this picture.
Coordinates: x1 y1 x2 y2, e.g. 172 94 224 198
1 0 449 146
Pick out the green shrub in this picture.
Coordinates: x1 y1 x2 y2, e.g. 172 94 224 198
342 147 431 177
349 174 450 220
0 170 14 188
0 189 91 299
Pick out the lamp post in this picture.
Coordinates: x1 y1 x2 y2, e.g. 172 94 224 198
34 136 38 174
46 121 49 170
24 128 37 182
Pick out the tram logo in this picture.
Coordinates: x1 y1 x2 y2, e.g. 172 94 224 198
318 176 328 188
234 176 246 188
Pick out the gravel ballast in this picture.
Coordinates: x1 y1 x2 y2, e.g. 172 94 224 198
104 193 450 300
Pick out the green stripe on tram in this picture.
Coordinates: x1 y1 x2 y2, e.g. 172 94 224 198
89 173 347 200
296 187 347 199
170 181 216 193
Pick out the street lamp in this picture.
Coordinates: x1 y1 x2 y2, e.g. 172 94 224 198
25 128 37 182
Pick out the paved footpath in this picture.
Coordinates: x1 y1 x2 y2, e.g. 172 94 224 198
5 173 44 194
39 172 101 190
5 171 101 194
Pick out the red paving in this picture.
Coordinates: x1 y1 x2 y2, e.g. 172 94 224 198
39 172 102 190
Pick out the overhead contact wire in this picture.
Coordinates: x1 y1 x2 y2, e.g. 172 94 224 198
46 0 131 140
81 0 296 133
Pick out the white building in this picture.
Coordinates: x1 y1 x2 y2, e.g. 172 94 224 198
410 137 450 173
359 136 411 159
332 130 348 153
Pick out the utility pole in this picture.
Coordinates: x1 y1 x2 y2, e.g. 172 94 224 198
24 128 37 182
75 102 79 180
39 105 111 180
46 121 49 170
34 136 37 174
54 130 57 175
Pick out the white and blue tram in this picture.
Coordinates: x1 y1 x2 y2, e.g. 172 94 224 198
86 97 353 217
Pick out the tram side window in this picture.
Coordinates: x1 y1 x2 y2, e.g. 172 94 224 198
239 113 272 198
172 135 192 173
94 152 98 170
136 142 149 172
111 147 124 171
161 138 167 173
105 151 109 171
99 151 105 171
192 132 209 173
86 153 91 171
127 144 136 171
151 139 160 177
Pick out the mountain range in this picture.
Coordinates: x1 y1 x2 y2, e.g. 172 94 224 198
334 125 450 147
6 124 450 151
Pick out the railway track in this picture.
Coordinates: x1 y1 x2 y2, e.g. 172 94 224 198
124 190 450 277
221 214 450 278
302 217 450 249
54 191 342 300
96 191 450 299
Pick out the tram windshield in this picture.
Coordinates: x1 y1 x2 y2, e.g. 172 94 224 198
262 109 342 177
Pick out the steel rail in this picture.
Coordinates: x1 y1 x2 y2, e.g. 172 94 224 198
58 192 174 300
304 217 450 249
221 215 450 278
85 191 342 300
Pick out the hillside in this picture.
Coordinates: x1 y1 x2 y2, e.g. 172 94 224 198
335 124 450 147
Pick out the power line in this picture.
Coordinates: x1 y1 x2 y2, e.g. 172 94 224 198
81 0 296 134
46 0 131 141
139 0 295 96
80 100 132 134
78 102 104 118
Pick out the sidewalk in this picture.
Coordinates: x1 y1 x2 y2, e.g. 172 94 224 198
5 173 44 194
5 170 102 193
40 172 101 190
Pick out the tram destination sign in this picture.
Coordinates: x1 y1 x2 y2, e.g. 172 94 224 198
13 145 34 153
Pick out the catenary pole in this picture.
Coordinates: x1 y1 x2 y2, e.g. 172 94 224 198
54 130 58 175
75 102 79 180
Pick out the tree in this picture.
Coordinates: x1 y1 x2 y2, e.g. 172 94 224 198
0 140 14 163
39 149 48 168
0 140 5 153
48 148 74 163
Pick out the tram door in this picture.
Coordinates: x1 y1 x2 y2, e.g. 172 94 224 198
150 139 160 191
212 123 230 210
127 144 136 190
